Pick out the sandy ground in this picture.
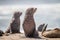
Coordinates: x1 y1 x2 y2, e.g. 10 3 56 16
0 32 60 40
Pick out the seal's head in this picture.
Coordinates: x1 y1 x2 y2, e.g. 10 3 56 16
14 11 22 18
54 28 60 31
26 8 37 16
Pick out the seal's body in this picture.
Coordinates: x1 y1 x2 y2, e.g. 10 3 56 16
23 8 38 37
42 25 60 38
5 12 22 33
10 17 20 33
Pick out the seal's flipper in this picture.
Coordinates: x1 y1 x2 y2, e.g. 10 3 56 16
5 27 10 33
38 24 45 31
42 24 48 34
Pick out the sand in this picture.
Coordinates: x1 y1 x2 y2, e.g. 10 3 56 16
0 32 60 40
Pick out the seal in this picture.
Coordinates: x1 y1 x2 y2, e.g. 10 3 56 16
42 25 60 38
5 11 22 33
23 8 38 37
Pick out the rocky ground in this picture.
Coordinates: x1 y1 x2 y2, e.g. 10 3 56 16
0 32 60 40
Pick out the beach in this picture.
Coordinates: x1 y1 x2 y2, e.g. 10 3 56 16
0 32 60 40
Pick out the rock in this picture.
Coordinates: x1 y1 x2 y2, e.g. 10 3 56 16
23 8 38 37
5 11 22 33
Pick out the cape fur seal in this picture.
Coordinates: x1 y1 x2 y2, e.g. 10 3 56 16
42 24 60 38
5 11 22 33
23 8 38 37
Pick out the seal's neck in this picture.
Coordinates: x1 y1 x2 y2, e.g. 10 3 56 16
25 15 34 20
12 17 20 20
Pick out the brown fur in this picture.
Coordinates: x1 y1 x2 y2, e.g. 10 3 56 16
42 27 60 38
5 12 22 33
23 8 38 37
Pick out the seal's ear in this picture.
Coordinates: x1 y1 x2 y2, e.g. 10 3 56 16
26 8 37 15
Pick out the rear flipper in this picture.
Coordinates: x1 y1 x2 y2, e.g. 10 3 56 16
25 28 39 38
38 24 45 31
0 30 4 36
5 27 10 33
42 24 48 34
